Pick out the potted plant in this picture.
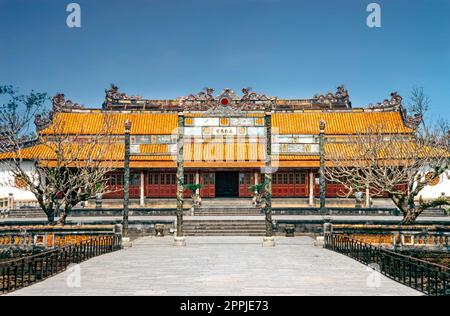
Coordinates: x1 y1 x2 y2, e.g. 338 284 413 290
184 183 203 208
249 182 265 207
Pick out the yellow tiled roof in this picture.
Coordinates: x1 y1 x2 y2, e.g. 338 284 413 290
272 111 412 135
37 109 411 136
40 112 178 135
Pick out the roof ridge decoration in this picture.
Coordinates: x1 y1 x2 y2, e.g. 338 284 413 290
179 87 277 116
52 93 85 112
35 93 85 131
103 84 143 108
367 92 423 129
368 92 403 110
312 85 351 108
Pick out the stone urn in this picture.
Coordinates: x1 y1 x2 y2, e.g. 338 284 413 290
252 193 262 207
285 224 296 237
95 193 103 209
192 193 202 208
355 191 363 208
155 224 165 237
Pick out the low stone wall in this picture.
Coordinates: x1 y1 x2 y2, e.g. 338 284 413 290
272 207 398 216
0 219 176 240
0 225 120 249
274 218 450 236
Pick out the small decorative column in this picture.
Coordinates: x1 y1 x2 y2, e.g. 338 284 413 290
123 120 132 246
319 120 326 214
7 193 14 210
140 171 145 207
174 112 186 246
365 178 371 208
309 170 314 206
195 171 200 194
263 111 275 247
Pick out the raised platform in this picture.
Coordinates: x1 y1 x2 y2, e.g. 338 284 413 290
8 236 421 296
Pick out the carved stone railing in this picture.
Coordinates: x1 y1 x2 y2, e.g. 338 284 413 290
0 231 122 295
324 234 449 296
330 224 450 251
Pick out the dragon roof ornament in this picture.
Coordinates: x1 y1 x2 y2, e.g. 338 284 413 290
103 84 143 109
52 93 85 112
368 92 403 109
313 85 351 108
179 87 277 115
35 93 85 131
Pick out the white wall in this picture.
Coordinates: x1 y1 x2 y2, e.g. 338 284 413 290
0 161 37 201
418 170 450 200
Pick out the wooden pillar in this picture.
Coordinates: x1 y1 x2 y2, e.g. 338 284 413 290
175 112 185 244
319 120 326 213
140 171 145 207
123 120 131 238
309 170 314 206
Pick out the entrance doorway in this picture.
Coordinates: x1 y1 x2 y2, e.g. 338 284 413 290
215 172 239 197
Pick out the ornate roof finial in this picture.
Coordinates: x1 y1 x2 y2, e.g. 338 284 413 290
313 85 351 108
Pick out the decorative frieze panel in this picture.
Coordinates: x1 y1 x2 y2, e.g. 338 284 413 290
273 135 318 144
186 116 264 127
272 143 319 154
272 134 320 154
211 127 237 136
130 135 177 145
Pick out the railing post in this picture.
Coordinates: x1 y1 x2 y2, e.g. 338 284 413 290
323 217 333 249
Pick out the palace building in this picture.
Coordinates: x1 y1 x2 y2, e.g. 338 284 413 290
3 84 448 204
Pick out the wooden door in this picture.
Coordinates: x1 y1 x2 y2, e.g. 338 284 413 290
129 173 140 198
183 173 195 198
239 173 254 197
200 173 215 198
146 173 160 197
294 172 308 197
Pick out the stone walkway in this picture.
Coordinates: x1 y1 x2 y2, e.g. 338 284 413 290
2 214 449 224
10 236 421 296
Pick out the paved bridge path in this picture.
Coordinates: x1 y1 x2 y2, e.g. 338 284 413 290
10 236 421 296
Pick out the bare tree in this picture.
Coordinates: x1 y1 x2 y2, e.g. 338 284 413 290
325 91 449 225
0 86 118 225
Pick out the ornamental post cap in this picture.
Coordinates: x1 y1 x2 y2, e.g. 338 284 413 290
319 119 326 132
124 120 132 131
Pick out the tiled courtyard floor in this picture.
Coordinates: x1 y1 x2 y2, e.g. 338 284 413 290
10 236 421 296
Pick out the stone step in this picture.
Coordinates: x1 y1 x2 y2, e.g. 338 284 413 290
194 212 262 216
421 209 448 217
185 232 265 236
184 219 264 225
185 227 266 231
7 209 47 218
184 219 266 236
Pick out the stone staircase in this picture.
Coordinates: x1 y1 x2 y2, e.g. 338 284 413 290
184 219 266 236
194 198 262 216
6 208 47 218
420 208 449 217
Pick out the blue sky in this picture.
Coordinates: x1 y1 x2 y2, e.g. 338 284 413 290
0 0 449 120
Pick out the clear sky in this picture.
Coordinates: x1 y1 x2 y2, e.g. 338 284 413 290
1 0 449 121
